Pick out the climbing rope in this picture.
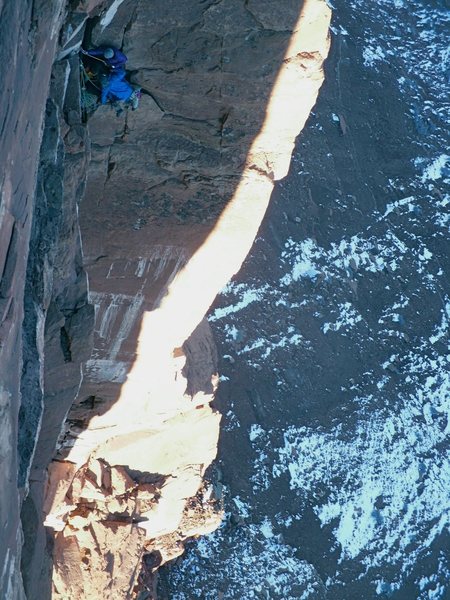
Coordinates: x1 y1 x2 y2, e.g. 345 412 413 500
80 59 101 91
79 58 88 122
79 58 101 120
81 50 107 66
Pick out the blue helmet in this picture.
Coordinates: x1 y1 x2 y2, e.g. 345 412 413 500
103 48 114 59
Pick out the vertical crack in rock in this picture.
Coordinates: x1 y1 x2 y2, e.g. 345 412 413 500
0 0 69 597
19 50 95 600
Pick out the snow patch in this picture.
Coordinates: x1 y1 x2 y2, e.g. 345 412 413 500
363 45 386 67
421 154 450 182
249 424 265 442
167 521 325 599
209 283 269 321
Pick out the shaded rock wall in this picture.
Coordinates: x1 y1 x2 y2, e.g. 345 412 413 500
20 55 96 599
0 2 66 597
0 0 121 597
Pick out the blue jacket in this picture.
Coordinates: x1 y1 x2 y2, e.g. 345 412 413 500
101 70 133 104
87 47 128 70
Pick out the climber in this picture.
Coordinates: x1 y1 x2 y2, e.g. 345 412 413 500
82 46 128 71
100 69 140 110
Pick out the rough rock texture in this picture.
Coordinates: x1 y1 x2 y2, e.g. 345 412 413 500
41 0 331 597
0 2 66 597
0 0 120 598
20 54 96 600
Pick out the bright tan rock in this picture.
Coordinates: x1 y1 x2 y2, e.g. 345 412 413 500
43 461 78 514
94 408 220 474
53 521 146 599
110 465 137 495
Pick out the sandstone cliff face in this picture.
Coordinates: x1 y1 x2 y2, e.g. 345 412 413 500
20 53 96 600
45 2 330 597
0 2 66 597
1 0 330 597
0 1 120 596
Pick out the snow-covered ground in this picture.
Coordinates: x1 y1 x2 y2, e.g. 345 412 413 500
164 0 450 598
